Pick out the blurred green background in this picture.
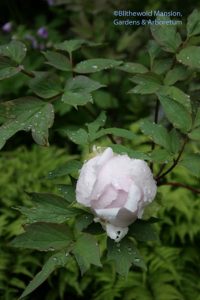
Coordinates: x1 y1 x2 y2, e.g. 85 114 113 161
0 1 200 299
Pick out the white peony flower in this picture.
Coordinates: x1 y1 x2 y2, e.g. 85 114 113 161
76 147 157 242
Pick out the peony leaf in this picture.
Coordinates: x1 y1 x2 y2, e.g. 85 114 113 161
29 73 63 98
140 119 171 150
72 233 102 274
0 97 54 149
43 50 71 71
107 238 146 276
11 223 73 251
74 59 122 74
176 46 200 68
164 65 189 85
110 144 150 161
117 62 148 74
19 250 70 299
129 73 161 95
129 219 159 241
150 17 181 53
187 9 200 37
0 40 27 63
47 160 82 179
57 184 76 203
14 192 82 223
179 154 200 178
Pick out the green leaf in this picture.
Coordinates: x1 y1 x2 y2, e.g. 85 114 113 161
11 223 73 251
150 17 181 53
61 91 93 107
20 251 70 299
43 50 71 71
95 128 137 141
55 39 85 53
65 128 89 144
176 46 200 68
29 73 62 99
47 160 82 179
110 144 150 160
74 59 122 74
129 219 159 242
193 108 200 127
179 154 200 177
14 192 81 223
86 111 107 141
129 73 161 94
188 127 200 140
148 40 161 67
152 58 172 75
83 222 105 235
0 65 21 80
57 184 75 203
157 94 192 133
117 62 148 74
0 40 27 63
140 120 171 150
72 233 101 274
187 9 200 37
65 75 105 93
159 86 192 113
107 238 146 276
0 97 54 149
149 149 173 163
168 129 181 154
164 65 189 85
75 213 94 232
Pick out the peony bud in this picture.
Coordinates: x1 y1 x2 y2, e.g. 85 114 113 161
76 147 157 242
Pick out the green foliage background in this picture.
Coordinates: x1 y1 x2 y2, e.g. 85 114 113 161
0 0 200 299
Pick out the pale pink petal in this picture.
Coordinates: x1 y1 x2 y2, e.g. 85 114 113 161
106 190 128 208
91 184 118 209
94 207 120 223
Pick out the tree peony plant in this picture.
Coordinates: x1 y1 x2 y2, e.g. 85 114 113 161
76 147 157 242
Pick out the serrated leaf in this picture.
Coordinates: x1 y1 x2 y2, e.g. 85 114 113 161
176 46 200 68
72 233 101 274
61 91 93 107
188 127 200 140
140 120 171 150
157 94 192 133
149 149 173 163
0 97 54 149
0 40 27 63
164 65 189 85
117 62 148 74
150 17 181 53
129 219 159 242
74 59 122 74
29 73 62 99
11 223 73 251
95 128 137 140
159 86 192 113
47 160 82 179
86 111 107 141
65 128 89 144
57 184 75 203
187 9 200 37
129 73 161 95
110 144 150 160
179 154 200 177
14 192 81 223
107 238 146 276
55 39 85 53
65 75 105 93
43 50 71 71
20 251 70 299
